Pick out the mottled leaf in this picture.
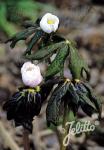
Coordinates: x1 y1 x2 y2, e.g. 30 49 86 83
25 41 65 60
80 101 96 116
46 82 69 126
6 27 36 48
63 91 78 116
25 29 44 54
68 83 79 104
68 41 89 80
83 82 102 118
77 89 97 116
80 92 96 109
22 19 40 28
40 78 64 102
75 82 87 94
46 44 69 78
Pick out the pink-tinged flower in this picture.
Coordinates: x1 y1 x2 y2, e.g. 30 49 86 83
40 13 59 33
21 62 43 87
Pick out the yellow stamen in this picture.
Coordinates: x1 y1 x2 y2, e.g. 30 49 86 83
28 89 35 93
47 20 55 24
26 86 40 93
64 78 71 84
35 86 40 92
66 40 71 45
75 79 80 83
66 40 69 44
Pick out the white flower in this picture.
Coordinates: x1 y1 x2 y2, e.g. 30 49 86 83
21 62 43 87
40 13 59 34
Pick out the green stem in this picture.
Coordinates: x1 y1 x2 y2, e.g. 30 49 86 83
60 103 68 150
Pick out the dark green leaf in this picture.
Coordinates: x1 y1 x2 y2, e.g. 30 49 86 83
46 82 69 126
64 92 78 116
22 17 41 29
46 44 69 78
68 42 89 80
77 89 97 116
80 101 96 116
52 35 65 43
80 91 96 109
6 27 36 48
25 29 43 54
25 41 65 60
83 82 102 118
68 83 79 104
40 78 64 102
75 82 87 94
61 83 79 116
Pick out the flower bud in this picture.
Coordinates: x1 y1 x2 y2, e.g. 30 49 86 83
21 62 43 87
40 13 59 33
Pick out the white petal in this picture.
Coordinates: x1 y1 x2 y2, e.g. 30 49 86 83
21 62 43 87
40 13 59 34
22 72 43 87
21 61 32 74
40 17 52 33
53 23 59 32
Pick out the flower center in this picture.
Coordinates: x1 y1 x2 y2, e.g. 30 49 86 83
75 79 80 83
26 67 33 71
47 19 55 24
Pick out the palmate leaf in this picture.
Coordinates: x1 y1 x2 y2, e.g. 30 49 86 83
25 29 44 54
40 80 57 102
46 44 69 78
25 41 65 60
83 82 102 118
74 82 102 117
77 88 96 110
75 82 88 94
79 94 97 116
22 20 39 28
68 83 79 105
64 92 78 116
6 27 36 48
52 35 65 43
40 78 64 102
76 86 97 116
81 104 96 117
46 82 69 126
66 83 84 116
68 41 90 80
67 84 79 115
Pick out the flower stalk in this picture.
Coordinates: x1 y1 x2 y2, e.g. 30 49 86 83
60 102 69 150
23 128 30 150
